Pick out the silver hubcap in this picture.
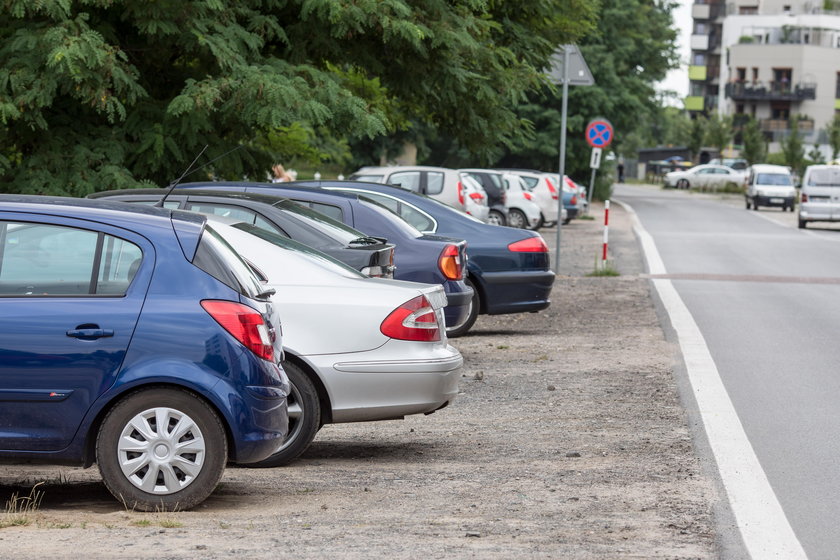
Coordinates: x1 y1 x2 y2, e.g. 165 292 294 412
117 407 206 495
508 211 525 228
487 212 503 225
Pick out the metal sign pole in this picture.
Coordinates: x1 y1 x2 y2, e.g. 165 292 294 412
586 167 596 214
554 47 570 274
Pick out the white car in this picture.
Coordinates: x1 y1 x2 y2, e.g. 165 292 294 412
210 219 463 465
664 164 747 190
495 169 560 227
501 173 543 229
350 165 491 222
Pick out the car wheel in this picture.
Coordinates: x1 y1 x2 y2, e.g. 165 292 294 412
446 277 479 338
534 213 545 230
507 209 528 229
487 209 506 226
753 201 759 210
798 217 806 229
249 360 320 467
96 388 227 512
677 179 689 189
745 198 751 210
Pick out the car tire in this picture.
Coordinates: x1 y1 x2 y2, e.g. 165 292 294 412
96 388 227 512
535 214 545 230
798 217 806 229
446 277 479 338
677 179 689 189
745 198 751 210
248 360 321 467
487 209 506 226
507 209 528 229
753 201 759 210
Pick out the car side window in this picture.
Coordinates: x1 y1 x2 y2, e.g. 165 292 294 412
358 192 436 232
0 221 142 296
305 202 344 222
427 172 445 195
388 172 421 193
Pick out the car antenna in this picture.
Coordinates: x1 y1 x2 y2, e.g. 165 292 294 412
155 145 209 208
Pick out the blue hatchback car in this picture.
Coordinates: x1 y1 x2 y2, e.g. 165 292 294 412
175 182 475 336
0 195 289 511
299 181 555 334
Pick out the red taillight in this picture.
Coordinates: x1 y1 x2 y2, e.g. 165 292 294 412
438 244 464 280
801 193 808 202
457 181 464 206
201 300 274 361
469 191 484 201
508 237 549 253
380 295 441 342
570 195 578 205
545 178 559 200
523 192 533 201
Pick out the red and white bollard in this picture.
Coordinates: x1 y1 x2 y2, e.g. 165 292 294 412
601 200 610 268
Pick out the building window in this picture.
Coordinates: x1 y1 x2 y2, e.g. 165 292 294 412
736 104 745 114
771 102 791 121
694 22 708 35
836 73 840 98
736 67 746 82
752 68 759 83
739 6 758 14
773 68 792 94
692 53 706 65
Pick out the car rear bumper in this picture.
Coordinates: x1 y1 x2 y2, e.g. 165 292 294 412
479 269 555 315
302 343 463 423
442 281 474 329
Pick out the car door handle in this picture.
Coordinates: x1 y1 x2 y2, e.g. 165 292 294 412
66 326 114 340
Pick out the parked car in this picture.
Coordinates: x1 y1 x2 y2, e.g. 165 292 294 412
0 195 289 511
293 180 555 336
208 219 462 464
174 182 475 336
664 164 747 190
798 164 840 228
350 165 492 223
458 169 509 226
89 189 396 278
744 164 796 211
501 173 543 229
496 169 561 228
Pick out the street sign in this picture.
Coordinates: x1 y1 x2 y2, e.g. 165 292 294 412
590 147 602 169
585 119 614 149
547 45 595 86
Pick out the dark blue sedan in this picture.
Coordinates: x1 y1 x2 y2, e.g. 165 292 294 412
175 182 475 336
0 195 289 511
299 180 555 333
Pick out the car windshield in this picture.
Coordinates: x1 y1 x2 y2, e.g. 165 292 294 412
756 173 793 186
272 199 371 244
194 224 265 299
806 168 840 187
231 223 365 278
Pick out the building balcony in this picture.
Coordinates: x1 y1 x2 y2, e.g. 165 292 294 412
759 118 815 132
725 81 817 101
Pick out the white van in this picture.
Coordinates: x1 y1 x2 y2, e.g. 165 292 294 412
797 164 840 228
744 164 796 211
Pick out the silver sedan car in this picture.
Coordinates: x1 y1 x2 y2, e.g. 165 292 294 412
210 219 463 466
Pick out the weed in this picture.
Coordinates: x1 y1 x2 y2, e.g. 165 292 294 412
0 482 45 528
579 214 595 221
587 258 620 277
496 345 509 350
159 519 183 529
132 519 152 527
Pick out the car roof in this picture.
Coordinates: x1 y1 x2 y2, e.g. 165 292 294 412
750 164 791 173
91 187 295 206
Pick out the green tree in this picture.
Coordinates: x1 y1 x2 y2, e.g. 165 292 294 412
703 114 733 158
826 113 840 161
687 116 707 162
2 1 597 194
782 119 806 175
807 144 825 165
486 0 680 200
740 117 765 165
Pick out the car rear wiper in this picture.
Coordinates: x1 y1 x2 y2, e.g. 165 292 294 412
349 236 386 246
255 288 276 300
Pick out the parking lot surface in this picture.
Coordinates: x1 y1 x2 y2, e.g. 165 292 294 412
0 198 720 558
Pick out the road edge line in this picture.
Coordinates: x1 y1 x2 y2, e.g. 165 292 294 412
615 198 807 559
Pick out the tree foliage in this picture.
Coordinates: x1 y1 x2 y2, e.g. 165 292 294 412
740 117 765 166
781 119 806 176
1 0 597 194
827 113 840 161
703 114 733 157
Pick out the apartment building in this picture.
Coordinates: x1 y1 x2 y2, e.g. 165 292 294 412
687 1 840 153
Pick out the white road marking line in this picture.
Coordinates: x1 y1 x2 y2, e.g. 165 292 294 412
615 198 807 560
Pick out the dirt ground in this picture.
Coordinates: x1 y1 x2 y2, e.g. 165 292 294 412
0 198 722 558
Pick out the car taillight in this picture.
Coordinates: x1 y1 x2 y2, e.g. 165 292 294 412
457 181 464 206
570 195 578 205
523 192 533 201
380 295 441 342
508 237 549 253
801 192 808 202
438 244 464 280
546 178 559 200
201 300 274 361
469 191 484 201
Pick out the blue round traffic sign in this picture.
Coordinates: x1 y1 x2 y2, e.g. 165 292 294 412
585 119 614 149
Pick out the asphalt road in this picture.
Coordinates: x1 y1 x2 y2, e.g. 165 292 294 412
616 183 840 560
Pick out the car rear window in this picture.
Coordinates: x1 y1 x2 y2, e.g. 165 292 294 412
806 168 840 187
193 224 264 299
272 199 368 245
